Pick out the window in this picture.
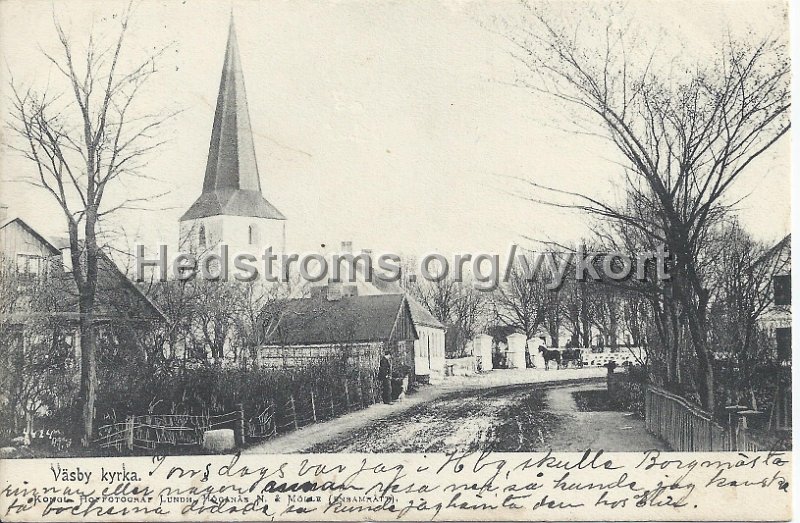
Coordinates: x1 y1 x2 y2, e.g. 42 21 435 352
198 225 207 248
16 254 45 279
54 329 77 364
776 328 791 361
774 274 791 306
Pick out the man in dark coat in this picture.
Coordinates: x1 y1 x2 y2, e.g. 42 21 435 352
379 350 393 404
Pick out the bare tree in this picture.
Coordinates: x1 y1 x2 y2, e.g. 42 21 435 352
7 5 174 444
408 276 489 358
559 278 592 347
231 281 294 365
502 3 790 410
491 264 549 344
708 222 788 409
0 256 76 437
588 284 622 349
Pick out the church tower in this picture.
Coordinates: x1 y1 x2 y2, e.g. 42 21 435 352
180 17 286 255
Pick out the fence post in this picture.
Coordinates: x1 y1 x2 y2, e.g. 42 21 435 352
125 415 134 451
358 382 365 409
271 401 278 437
330 393 336 418
707 418 714 451
727 415 736 451
310 390 318 423
289 396 299 431
233 403 246 447
344 382 351 411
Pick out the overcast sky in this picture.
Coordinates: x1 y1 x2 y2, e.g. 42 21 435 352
0 0 790 260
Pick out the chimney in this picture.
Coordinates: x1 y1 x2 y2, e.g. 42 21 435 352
0 203 8 222
326 241 353 301
359 248 374 286
327 279 343 301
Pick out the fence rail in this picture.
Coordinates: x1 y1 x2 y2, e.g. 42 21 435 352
95 375 383 451
645 386 762 452
95 411 241 450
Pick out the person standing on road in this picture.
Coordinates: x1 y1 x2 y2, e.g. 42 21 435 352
379 350 393 404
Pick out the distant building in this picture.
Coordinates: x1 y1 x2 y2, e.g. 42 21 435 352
0 208 165 361
754 234 791 430
370 273 447 381
257 292 418 381
170 17 287 365
179 18 286 256
295 241 447 381
757 234 791 362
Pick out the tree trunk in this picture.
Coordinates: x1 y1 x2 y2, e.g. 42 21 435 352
609 310 618 350
685 306 714 412
77 209 100 447
78 309 97 446
668 302 680 385
548 320 559 347
580 296 591 347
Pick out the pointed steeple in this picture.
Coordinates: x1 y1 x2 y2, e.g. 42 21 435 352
181 15 285 222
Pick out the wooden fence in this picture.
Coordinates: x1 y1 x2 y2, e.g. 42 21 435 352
96 376 382 451
645 386 762 452
96 411 241 451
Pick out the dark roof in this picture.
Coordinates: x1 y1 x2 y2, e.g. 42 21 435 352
266 294 416 345
180 189 285 221
371 277 402 294
180 17 284 222
1 217 165 323
42 251 165 322
370 276 445 329
406 298 445 329
94 251 166 321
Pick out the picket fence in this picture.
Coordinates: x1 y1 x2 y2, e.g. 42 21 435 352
645 386 762 452
95 379 381 451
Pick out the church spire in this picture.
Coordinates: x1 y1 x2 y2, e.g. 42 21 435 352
203 15 260 193
181 15 285 222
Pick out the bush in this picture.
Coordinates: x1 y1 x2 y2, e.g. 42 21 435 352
607 365 648 417
95 357 379 427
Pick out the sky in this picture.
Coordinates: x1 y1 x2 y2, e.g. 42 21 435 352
0 0 791 261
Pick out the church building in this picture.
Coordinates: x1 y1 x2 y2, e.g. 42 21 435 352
180 18 286 256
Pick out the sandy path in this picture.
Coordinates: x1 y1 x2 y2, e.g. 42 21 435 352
542 383 667 451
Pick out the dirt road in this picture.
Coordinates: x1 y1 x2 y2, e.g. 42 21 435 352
544 382 666 451
245 369 666 453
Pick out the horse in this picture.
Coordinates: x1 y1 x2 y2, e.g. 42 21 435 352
538 346 561 370
561 348 584 368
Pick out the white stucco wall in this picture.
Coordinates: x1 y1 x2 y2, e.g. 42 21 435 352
180 215 285 256
471 334 493 371
178 215 286 283
505 333 527 369
415 325 446 376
